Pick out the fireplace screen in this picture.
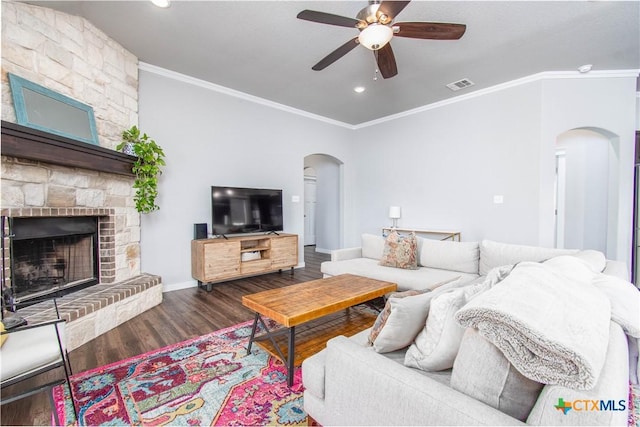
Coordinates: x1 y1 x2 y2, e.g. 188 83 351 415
9 216 99 302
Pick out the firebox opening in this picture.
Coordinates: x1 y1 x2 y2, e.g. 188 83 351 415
9 216 99 304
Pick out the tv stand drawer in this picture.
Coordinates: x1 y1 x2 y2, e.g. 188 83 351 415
241 259 272 274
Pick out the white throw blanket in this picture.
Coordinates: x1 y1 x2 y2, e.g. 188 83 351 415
455 261 611 390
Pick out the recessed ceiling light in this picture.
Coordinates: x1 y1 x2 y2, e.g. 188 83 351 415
354 86 366 93
150 0 170 8
578 64 593 73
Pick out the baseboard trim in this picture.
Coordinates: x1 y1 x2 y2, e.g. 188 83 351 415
163 280 197 293
162 264 307 293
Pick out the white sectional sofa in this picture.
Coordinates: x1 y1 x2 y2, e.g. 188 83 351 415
304 235 638 426
320 233 625 291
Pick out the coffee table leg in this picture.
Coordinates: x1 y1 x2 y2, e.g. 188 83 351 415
287 326 295 387
246 312 259 355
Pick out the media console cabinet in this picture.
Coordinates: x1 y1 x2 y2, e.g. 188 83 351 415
191 233 298 290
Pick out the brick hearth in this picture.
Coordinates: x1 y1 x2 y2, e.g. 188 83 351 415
4 273 162 351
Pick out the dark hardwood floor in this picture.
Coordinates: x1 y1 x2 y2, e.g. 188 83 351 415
1 246 328 426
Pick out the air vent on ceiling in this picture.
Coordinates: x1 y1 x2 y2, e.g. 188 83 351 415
446 78 475 91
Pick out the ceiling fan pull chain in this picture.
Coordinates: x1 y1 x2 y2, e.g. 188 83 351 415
373 68 379 81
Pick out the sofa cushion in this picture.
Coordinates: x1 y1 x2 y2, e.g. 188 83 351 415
379 231 418 270
361 233 386 260
479 239 578 275
404 280 489 371
451 328 543 421
418 238 479 274
321 258 477 292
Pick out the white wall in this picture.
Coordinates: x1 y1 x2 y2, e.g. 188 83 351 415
344 75 636 268
139 68 638 289
540 77 637 263
138 68 352 290
346 82 544 247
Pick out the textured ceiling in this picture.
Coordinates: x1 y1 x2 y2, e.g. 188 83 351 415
27 1 640 125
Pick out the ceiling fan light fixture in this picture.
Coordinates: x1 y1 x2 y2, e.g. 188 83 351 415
150 0 170 8
358 24 393 50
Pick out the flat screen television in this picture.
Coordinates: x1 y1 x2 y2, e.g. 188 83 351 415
211 186 283 235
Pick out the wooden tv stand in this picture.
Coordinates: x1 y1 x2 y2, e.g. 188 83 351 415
191 233 298 291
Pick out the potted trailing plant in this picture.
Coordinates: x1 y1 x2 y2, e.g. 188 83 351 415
116 126 166 213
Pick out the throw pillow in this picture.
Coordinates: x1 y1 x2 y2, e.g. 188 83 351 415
404 280 489 371
368 290 430 352
368 289 425 346
368 276 463 353
0 322 7 347
451 328 544 421
379 230 418 270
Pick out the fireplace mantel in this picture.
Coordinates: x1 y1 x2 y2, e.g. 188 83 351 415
1 121 135 176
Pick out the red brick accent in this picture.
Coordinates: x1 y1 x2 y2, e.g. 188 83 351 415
1 207 117 288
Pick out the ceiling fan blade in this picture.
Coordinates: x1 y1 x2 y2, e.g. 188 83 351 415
375 43 398 79
394 22 467 40
297 10 362 28
312 37 360 71
377 1 411 22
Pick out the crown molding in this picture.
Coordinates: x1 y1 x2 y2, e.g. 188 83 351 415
139 62 639 131
353 69 640 129
138 62 355 129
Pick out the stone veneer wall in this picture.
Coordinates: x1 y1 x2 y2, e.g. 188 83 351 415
1 1 138 145
1 1 141 281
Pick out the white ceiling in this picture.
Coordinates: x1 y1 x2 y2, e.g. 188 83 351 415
28 1 640 126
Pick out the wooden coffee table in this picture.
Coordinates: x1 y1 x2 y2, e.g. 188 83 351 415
242 274 397 386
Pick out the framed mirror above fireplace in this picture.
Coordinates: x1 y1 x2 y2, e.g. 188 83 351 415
7 73 99 146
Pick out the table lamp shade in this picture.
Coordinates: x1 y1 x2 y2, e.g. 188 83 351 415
389 206 401 219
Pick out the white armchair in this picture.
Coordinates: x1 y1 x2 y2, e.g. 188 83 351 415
1 309 77 424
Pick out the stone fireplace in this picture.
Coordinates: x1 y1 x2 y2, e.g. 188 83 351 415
1 122 162 351
1 1 163 350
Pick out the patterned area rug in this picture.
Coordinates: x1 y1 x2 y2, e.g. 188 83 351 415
53 320 305 426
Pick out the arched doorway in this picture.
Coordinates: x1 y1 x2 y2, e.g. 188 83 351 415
303 154 343 254
554 127 619 257
303 167 317 246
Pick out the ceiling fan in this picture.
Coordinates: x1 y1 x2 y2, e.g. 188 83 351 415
297 1 466 79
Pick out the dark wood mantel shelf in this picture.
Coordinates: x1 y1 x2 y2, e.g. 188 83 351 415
1 121 135 176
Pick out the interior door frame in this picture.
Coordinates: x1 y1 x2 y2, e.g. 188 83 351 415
632 131 639 284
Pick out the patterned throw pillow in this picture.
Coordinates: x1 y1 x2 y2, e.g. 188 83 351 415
379 230 418 270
